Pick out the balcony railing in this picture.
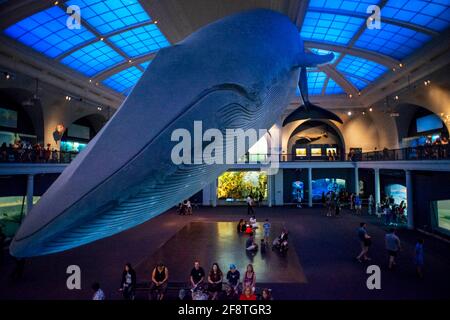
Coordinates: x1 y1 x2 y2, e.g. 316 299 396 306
1 144 449 165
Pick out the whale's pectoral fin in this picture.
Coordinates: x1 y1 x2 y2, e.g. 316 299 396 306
296 52 334 68
283 67 343 126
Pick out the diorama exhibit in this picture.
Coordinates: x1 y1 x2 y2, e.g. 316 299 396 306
0 0 449 316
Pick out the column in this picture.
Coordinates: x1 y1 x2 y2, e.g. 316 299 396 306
26 174 34 214
374 168 380 206
354 166 359 195
211 179 217 207
274 169 284 205
308 167 313 207
267 174 273 207
405 170 414 229
202 184 211 206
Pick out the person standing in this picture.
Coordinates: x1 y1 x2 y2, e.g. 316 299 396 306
246 195 254 215
119 263 136 300
263 219 271 244
385 229 401 270
414 238 424 278
354 194 362 215
368 194 374 215
356 222 371 262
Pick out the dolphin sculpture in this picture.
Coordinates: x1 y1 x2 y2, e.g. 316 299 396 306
10 9 335 257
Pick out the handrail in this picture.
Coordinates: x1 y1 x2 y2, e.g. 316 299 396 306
1 144 449 164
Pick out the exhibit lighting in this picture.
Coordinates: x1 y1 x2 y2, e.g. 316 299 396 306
348 94 353 98
395 95 399 100
369 107 373 112
347 111 352 116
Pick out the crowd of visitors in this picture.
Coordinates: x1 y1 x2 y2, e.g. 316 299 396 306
355 222 425 278
0 141 63 163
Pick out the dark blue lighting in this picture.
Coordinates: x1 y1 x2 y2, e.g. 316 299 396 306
355 23 432 59
66 0 151 34
61 41 124 76
307 71 328 95
383 0 450 32
325 78 345 94
109 24 170 57
301 12 365 45
336 55 388 82
102 66 143 93
309 0 382 14
4 6 95 58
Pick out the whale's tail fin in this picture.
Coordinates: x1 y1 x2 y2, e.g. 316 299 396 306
285 55 343 126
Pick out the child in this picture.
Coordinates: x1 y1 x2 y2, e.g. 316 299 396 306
263 219 271 244
414 238 424 278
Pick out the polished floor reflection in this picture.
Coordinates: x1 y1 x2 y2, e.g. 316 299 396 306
135 221 307 283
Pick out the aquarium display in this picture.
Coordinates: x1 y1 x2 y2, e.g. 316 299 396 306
292 181 304 203
385 184 407 205
312 178 346 200
217 171 267 201
436 200 450 233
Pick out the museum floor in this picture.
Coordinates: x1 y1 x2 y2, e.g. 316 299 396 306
0 206 449 300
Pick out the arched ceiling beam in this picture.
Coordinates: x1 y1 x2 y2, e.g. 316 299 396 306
93 52 157 81
304 41 400 68
319 65 359 97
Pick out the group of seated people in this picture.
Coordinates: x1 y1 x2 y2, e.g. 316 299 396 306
186 261 273 301
237 218 289 254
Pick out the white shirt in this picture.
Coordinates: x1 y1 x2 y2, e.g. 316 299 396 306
246 197 252 204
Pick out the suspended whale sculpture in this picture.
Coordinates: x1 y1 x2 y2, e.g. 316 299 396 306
11 9 335 257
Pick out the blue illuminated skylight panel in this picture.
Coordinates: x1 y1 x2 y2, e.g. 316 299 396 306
301 12 365 45
140 60 152 69
355 23 431 59
336 55 387 81
309 48 341 64
61 41 124 77
309 0 381 13
383 0 450 32
307 71 327 95
67 0 151 34
343 74 369 90
102 66 143 93
109 24 170 57
325 78 345 94
3 6 95 58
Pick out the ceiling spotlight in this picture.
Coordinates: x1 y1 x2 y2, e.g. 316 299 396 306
395 95 399 100
54 1 59 5
100 37 104 41
5 73 10 80
65 95 71 101
347 111 352 116
348 94 353 99
392 67 396 72
97 106 103 111
362 111 366 115
128 59 132 63
154 20 158 24
399 63 403 68
369 107 373 112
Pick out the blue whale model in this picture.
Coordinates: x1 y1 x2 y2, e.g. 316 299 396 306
10 9 335 257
